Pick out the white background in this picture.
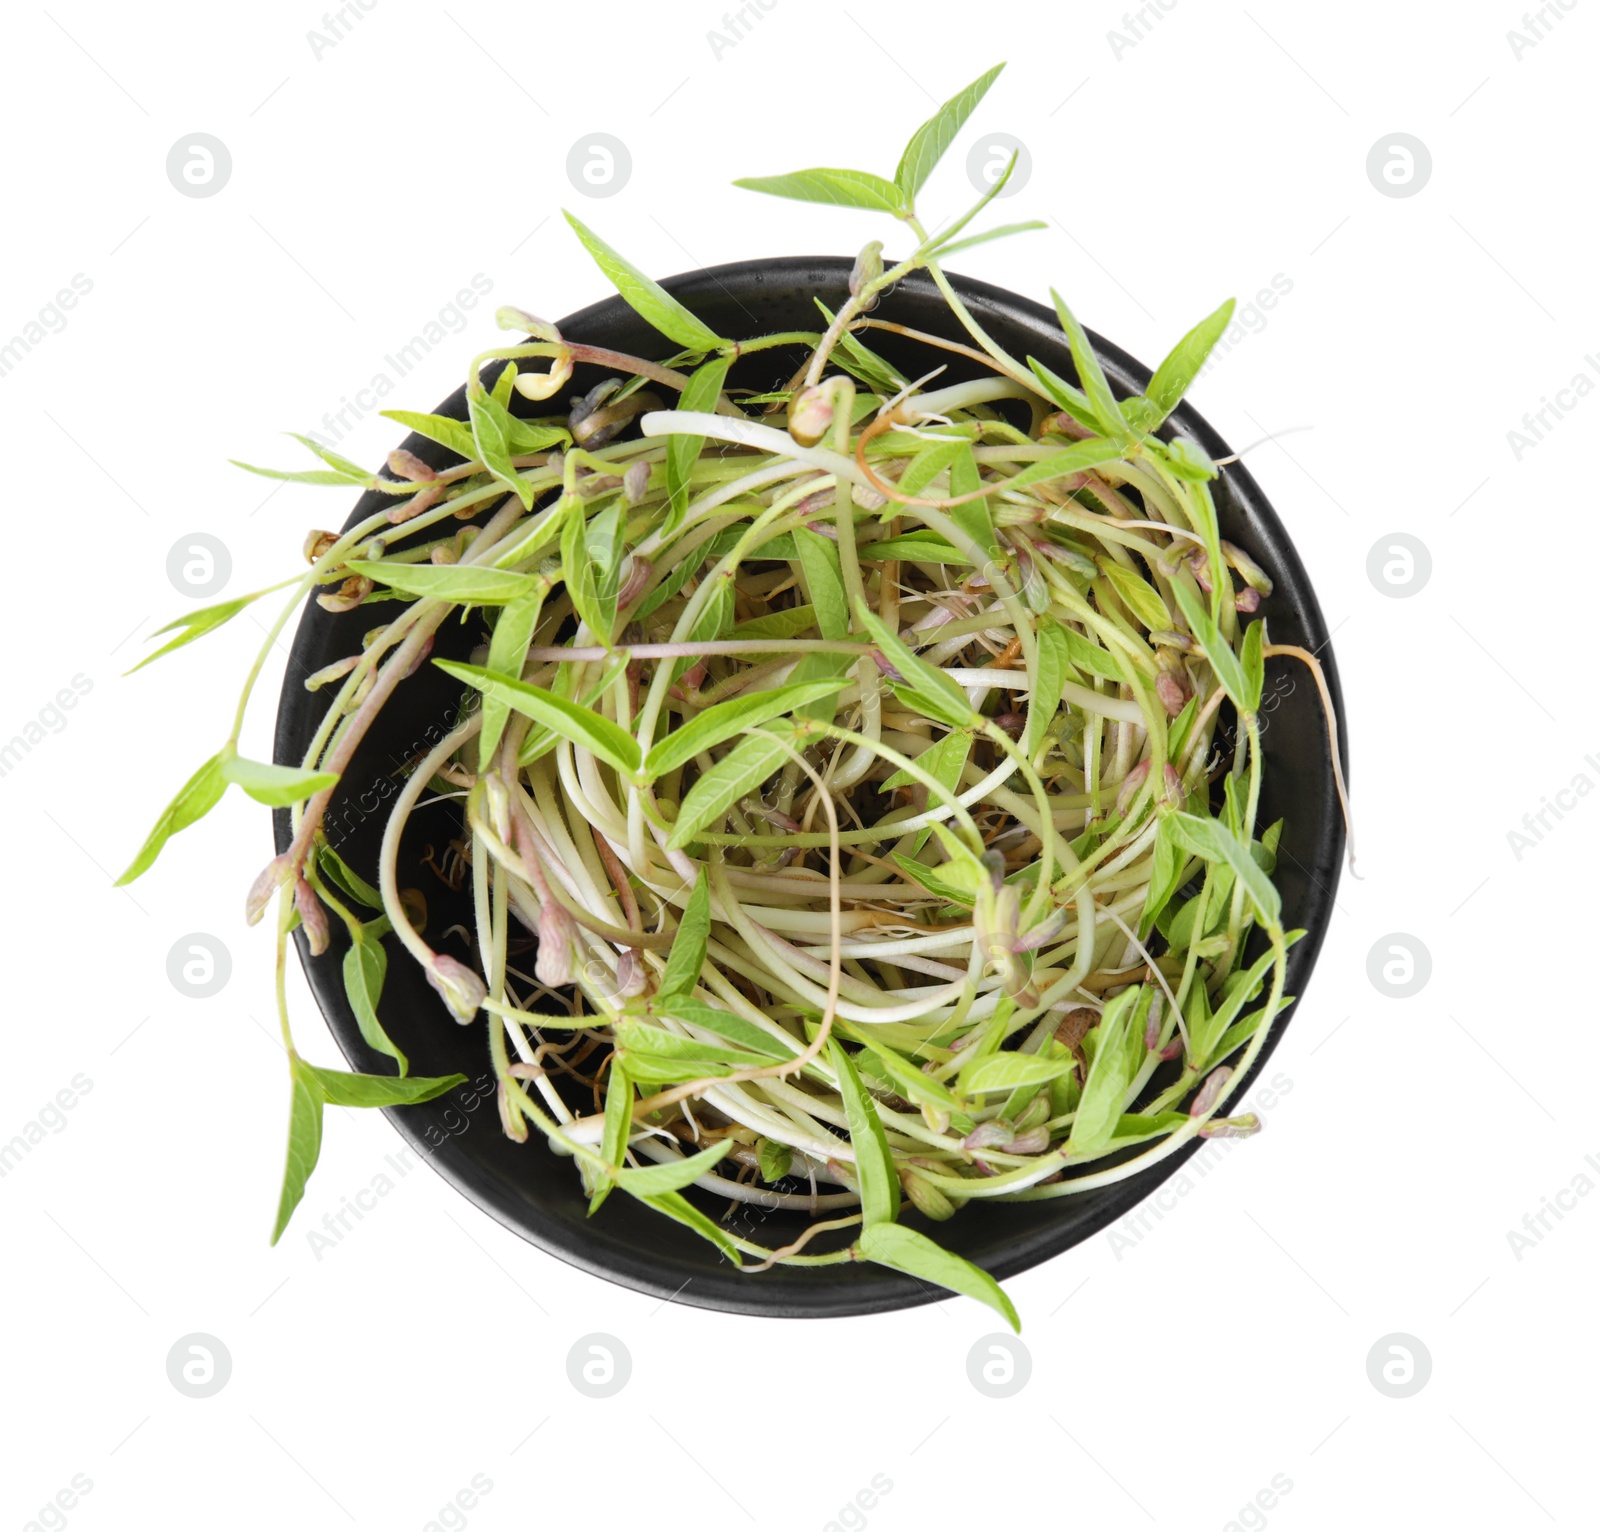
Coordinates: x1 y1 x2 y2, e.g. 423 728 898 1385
1 2 1589 1527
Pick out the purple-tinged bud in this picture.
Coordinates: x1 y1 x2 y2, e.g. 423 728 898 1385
1012 907 1068 954
1235 586 1261 614
305 655 360 693
1154 669 1191 719
1015 1094 1051 1133
1199 1112 1260 1140
623 459 652 505
495 306 561 342
1040 411 1094 441
1115 759 1152 817
849 240 884 301
1002 1125 1051 1156
826 1157 860 1193
402 633 435 679
303 529 339 564
614 947 650 1001
497 1079 529 1143
1163 763 1183 803
294 877 330 957
902 1169 955 1220
388 484 442 525
246 853 295 926
617 555 653 609
1190 1066 1235 1118
1186 549 1214 595
787 383 836 448
430 545 457 566
316 575 374 614
852 483 888 511
427 953 487 1023
535 903 575 988
964 1120 1014 1152
1221 540 1273 597
792 485 835 520
1150 628 1200 656
872 649 905 682
1159 1037 1184 1061
387 448 437 483
1144 993 1163 1050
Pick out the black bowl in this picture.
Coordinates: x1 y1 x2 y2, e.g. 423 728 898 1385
274 257 1347 1318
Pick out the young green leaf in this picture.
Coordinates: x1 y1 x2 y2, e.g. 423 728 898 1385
660 997 796 1060
895 62 1006 198
793 527 849 642
828 1040 901 1226
380 408 478 463
959 1050 1075 1094
590 1061 635 1214
1191 813 1281 929
1171 578 1254 714
729 603 819 641
816 300 906 394
1144 298 1236 426
343 923 407 1074
1138 814 1189 940
116 753 227 885
858 608 972 728
270 1056 325 1244
862 535 964 564
318 842 383 911
1026 356 1102 435
344 560 538 607
221 754 339 808
564 211 726 351
435 661 643 778
644 679 848 781
930 220 1047 260
899 437 968 497
232 436 371 487
659 870 712 1000
666 727 795 849
1027 616 1071 756
856 1222 1019 1331
1005 436 1125 493
127 586 283 675
665 355 731 532
1049 289 1132 445
305 1063 466 1108
467 386 534 509
1101 561 1171 630
634 1188 742 1262
478 583 548 770
1069 986 1143 1156
733 168 907 215
1241 618 1265 714
758 1138 793 1182
613 1018 772 1072
616 1141 734 1196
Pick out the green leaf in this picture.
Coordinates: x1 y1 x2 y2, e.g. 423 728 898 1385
116 753 227 885
660 997 795 1060
1028 616 1070 756
1171 578 1254 715
1171 813 1281 929
862 535 964 564
733 168 907 215
1193 948 1281 1067
858 608 972 729
1064 628 1125 682
221 754 339 808
435 661 642 778
849 1037 961 1111
318 843 383 910
666 728 795 849
1006 436 1125 493
1144 298 1236 427
127 587 278 675
758 1138 792 1182
659 870 711 1000
816 300 906 394
617 1141 734 1196
635 1188 741 1262
645 680 848 781
478 583 548 770
1069 986 1144 1155
1049 289 1132 444
828 1040 900 1226
793 527 849 642
1240 618 1265 714
591 1061 635 1213
1102 561 1171 630
729 603 819 641
490 360 516 409
856 1223 1019 1331
380 409 478 462
1138 815 1188 940
883 725 970 793
306 1063 466 1108
899 437 968 497
1026 356 1102 436
467 387 534 509
345 560 537 607
895 62 1006 197
564 212 725 351
270 1056 325 1244
931 220 1047 260
960 1051 1076 1094
342 924 407 1074
665 355 731 532
613 1018 771 1073
233 435 371 487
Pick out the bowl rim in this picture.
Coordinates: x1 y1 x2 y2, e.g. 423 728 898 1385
274 253 1348 1318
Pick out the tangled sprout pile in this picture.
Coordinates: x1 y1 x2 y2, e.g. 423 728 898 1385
121 64 1346 1324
